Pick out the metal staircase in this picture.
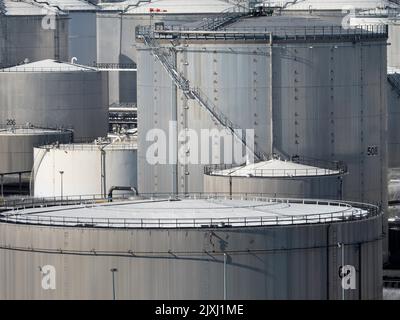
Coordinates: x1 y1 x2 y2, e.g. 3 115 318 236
141 31 269 162
123 0 152 14
388 73 400 96
194 5 250 31
280 0 306 10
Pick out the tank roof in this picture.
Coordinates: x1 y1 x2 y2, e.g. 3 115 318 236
229 14 344 29
99 0 233 13
1 197 375 228
275 0 399 11
41 0 97 11
208 159 342 178
126 0 233 14
0 127 70 136
142 13 387 41
37 141 137 151
0 0 63 15
48 0 96 11
0 59 99 72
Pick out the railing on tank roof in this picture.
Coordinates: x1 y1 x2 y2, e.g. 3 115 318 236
136 24 388 41
0 193 381 229
204 156 347 178
36 142 137 151
193 2 250 31
0 124 72 134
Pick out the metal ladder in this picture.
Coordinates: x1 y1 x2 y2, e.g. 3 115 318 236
141 32 269 162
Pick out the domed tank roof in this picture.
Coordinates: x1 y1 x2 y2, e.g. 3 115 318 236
0 59 99 72
275 0 399 11
0 0 63 15
208 159 344 178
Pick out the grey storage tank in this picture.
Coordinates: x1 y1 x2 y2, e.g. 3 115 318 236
0 59 109 140
97 0 238 105
40 0 99 66
136 15 388 212
387 70 400 168
0 125 72 175
0 0 69 68
0 195 383 299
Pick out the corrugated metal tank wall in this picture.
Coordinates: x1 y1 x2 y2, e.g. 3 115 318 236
137 43 273 194
137 47 177 194
96 13 228 105
178 44 273 193
272 41 388 208
68 12 97 66
0 16 68 68
0 213 383 299
388 79 400 168
137 37 387 204
388 24 400 69
0 131 72 174
0 71 109 140
203 174 342 199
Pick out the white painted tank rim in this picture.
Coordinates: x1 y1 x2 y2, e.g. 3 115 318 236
0 197 380 229
0 128 70 136
35 142 137 151
206 159 346 178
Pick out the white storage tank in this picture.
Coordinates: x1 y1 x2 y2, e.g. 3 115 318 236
204 158 347 199
0 0 69 68
0 59 109 140
0 195 383 299
33 137 138 198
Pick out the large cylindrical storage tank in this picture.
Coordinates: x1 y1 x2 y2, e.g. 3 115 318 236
97 0 236 105
389 168 400 218
0 195 383 299
387 71 400 168
0 59 109 140
33 139 137 198
66 9 98 66
271 31 388 208
137 15 388 209
204 159 347 199
0 1 68 68
388 23 400 69
0 126 72 175
40 0 99 66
